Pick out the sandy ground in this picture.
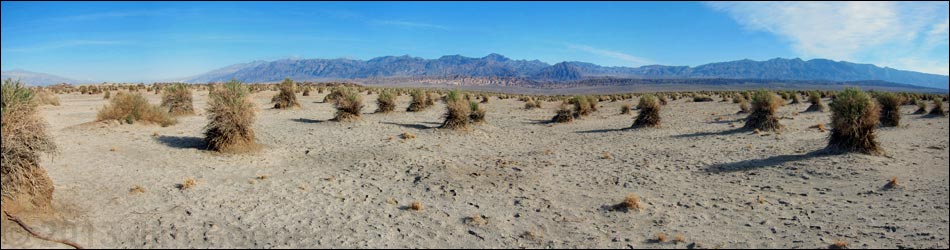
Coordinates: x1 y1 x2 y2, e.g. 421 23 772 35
2 90 948 249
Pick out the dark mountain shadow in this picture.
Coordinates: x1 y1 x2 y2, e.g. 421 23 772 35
381 121 436 130
156 136 207 150
704 150 830 173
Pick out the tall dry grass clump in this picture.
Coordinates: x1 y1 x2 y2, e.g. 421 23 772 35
620 104 632 115
440 90 471 130
928 100 946 117
552 103 574 123
632 94 661 128
571 96 593 117
273 78 300 109
407 89 428 112
97 92 176 127
913 99 928 115
744 90 783 131
875 92 902 127
332 88 364 122
805 91 826 112
161 83 195 116
34 89 60 106
1 79 57 211
376 90 396 113
469 101 486 124
738 98 750 114
827 88 881 155
204 80 259 153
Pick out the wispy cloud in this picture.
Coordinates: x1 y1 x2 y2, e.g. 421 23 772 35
707 1 949 75
1 40 126 53
567 43 652 66
371 20 449 30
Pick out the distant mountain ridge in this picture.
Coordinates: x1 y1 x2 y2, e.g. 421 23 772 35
1 69 91 86
183 54 949 90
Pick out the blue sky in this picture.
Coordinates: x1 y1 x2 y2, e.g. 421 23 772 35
2 1 948 82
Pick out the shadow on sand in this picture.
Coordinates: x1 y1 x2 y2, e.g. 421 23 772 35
155 136 207 150
673 128 750 139
381 121 437 130
704 150 831 173
291 118 327 124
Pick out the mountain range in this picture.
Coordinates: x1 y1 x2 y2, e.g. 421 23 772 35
1 69 92 86
181 54 949 90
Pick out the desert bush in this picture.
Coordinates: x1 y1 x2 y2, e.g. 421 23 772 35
524 99 540 110
104 90 111 99
273 78 300 109
440 90 471 130
693 95 714 102
332 88 364 122
658 95 668 105
805 91 826 112
323 87 343 103
875 92 902 127
302 87 311 96
620 104 632 115
480 95 489 104
744 90 783 131
204 80 258 153
425 92 436 107
790 93 801 104
827 88 881 155
469 101 486 124
571 96 593 117
913 99 928 114
97 92 176 126
1 79 57 210
738 98 750 114
407 89 427 112
928 100 946 117
34 90 60 106
589 96 599 112
161 83 195 116
632 95 661 128
376 90 396 113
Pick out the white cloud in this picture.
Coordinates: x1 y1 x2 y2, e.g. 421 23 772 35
566 44 652 66
708 1 949 75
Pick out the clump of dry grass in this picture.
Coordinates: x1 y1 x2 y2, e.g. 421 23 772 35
827 88 881 155
744 90 783 132
884 177 900 190
632 95 661 128
673 233 686 244
1 79 57 210
620 104 632 115
830 240 849 249
524 99 542 110
332 88 363 122
928 100 946 117
407 89 428 112
34 90 60 106
790 93 801 104
571 96 593 117
400 132 416 140
273 78 300 109
97 92 177 127
463 214 488 226
410 201 424 211
129 186 146 194
805 91 826 112
376 90 396 114
654 233 668 243
614 194 644 212
913 99 928 115
693 95 714 102
161 83 195 116
204 80 259 153
441 90 471 130
552 103 575 123
104 90 111 99
875 92 902 127
658 95 668 106
738 98 751 114
178 178 197 191
469 101 486 124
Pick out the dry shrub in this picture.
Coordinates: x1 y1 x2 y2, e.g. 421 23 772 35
790 93 801 104
129 186 146 194
205 80 259 153
34 90 60 106
805 91 826 112
400 132 416 140
480 95 490 104
273 78 300 109
913 99 928 115
407 89 427 112
104 90 111 99
693 95 714 102
552 103 574 123
469 101 486 124
654 233 668 243
738 98 751 114
425 92 436 107
875 92 902 127
827 88 881 155
928 100 946 117
589 97 599 112
441 90 471 130
1 79 57 211
376 90 396 113
178 178 197 191
332 88 363 122
658 95 668 105
619 194 643 212
571 96 593 117
632 95 661 128
161 83 195 116
410 201 424 211
885 177 900 189
830 240 849 249
673 233 686 244
97 92 176 127
620 104 632 115
744 90 783 132
323 87 343 103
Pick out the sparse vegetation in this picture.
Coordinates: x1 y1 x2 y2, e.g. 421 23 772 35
161 83 195 116
875 92 902 127
928 100 946 117
441 90 471 130
913 99 928 114
1 79 57 210
632 94 661 128
552 103 574 123
376 90 396 113
410 201 424 211
805 91 826 112
273 78 300 109
571 96 593 117
97 92 177 127
204 80 259 153
827 88 881 155
469 101 486 124
620 104 632 115
332 88 364 122
744 90 783 132
407 89 428 112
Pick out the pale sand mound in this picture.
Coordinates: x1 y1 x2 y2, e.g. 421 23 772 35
2 91 948 249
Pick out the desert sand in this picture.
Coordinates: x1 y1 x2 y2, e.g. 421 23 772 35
2 90 948 249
